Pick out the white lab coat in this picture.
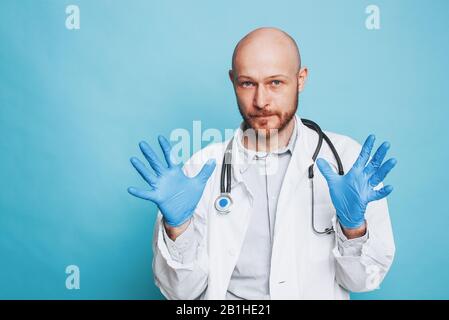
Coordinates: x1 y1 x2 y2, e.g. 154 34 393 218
152 115 395 300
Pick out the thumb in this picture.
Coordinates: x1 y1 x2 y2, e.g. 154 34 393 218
195 159 217 183
316 158 336 182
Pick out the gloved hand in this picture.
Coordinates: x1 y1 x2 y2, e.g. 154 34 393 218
316 134 397 229
128 135 216 227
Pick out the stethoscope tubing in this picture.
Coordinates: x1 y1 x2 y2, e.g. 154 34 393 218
216 119 345 234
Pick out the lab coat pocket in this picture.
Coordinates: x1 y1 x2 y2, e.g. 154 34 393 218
307 202 336 293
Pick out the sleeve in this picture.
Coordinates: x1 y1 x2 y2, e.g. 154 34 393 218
162 218 199 264
331 136 396 293
335 221 369 257
151 146 219 300
152 211 209 300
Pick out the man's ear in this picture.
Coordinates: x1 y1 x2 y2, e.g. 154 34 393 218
297 67 308 93
228 69 235 84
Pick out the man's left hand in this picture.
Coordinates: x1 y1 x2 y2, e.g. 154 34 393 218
316 134 397 234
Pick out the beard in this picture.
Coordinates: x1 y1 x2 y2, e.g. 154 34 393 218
238 93 298 138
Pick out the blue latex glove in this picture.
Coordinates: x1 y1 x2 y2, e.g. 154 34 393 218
316 135 397 229
128 135 216 227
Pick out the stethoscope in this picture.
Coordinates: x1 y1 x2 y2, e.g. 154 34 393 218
214 118 345 235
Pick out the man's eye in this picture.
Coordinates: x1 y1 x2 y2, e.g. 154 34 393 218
271 80 281 86
241 81 254 88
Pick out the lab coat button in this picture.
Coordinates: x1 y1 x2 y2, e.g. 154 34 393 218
228 249 235 256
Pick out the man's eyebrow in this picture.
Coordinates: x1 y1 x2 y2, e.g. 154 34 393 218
236 74 289 80
236 75 254 80
265 74 289 79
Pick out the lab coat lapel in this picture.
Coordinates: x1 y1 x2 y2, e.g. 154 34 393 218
273 116 315 239
207 133 253 299
270 116 315 299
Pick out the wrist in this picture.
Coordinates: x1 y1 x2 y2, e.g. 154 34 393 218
163 217 192 241
340 220 367 239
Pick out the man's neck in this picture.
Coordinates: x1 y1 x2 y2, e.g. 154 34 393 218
242 118 295 153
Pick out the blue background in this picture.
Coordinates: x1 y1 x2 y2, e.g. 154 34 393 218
1 0 448 299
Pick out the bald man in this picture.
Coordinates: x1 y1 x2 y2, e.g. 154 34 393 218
130 27 396 299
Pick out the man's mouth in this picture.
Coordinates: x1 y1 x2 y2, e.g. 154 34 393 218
251 114 276 118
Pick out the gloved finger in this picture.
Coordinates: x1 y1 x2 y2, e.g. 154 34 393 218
194 159 216 183
316 158 336 182
130 157 157 186
368 158 397 187
158 135 175 168
364 141 390 176
139 141 166 175
369 185 394 202
353 134 376 169
127 186 157 202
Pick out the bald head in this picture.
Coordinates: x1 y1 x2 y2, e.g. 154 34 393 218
231 27 301 74
229 27 308 139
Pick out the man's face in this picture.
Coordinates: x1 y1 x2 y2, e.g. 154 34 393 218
229 35 306 135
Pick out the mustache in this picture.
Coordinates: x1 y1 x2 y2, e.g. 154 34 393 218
248 112 279 117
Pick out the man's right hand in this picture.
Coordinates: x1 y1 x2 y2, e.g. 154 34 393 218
128 135 216 228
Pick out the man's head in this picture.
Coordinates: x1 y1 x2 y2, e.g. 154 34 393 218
229 27 308 135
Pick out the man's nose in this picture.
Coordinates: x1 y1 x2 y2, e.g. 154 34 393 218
253 85 270 109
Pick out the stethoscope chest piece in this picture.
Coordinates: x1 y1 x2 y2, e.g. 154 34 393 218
214 193 233 214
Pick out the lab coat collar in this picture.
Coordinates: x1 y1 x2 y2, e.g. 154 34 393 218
234 117 299 174
292 115 316 176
